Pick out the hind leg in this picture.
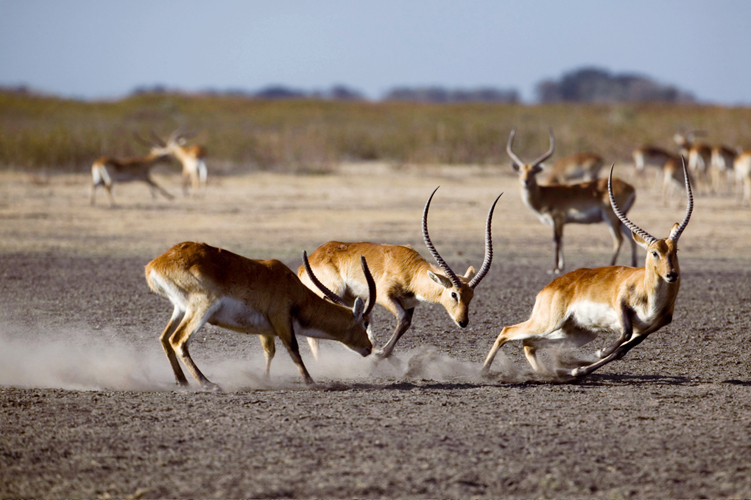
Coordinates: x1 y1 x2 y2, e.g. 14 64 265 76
169 304 221 390
260 335 276 378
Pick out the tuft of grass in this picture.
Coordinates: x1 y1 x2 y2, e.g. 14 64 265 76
1 89 750 172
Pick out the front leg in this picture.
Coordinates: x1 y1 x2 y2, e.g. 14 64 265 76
271 316 314 385
376 300 414 358
551 221 564 274
596 302 633 359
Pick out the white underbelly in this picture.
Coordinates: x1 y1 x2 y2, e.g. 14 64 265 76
565 206 603 224
569 300 621 333
209 297 274 335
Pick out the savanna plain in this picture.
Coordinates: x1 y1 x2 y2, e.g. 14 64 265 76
1 157 750 499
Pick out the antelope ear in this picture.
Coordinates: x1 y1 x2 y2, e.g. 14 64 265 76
531 164 544 174
668 222 681 240
632 231 652 250
511 163 521 172
427 270 452 289
463 266 476 280
352 297 365 320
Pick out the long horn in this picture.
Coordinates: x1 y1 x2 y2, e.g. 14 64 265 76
608 164 657 244
422 186 462 288
360 256 377 317
468 192 503 289
669 156 694 242
302 251 348 307
506 128 525 166
531 128 555 166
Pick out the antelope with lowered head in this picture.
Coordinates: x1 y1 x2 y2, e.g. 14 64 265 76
506 128 637 274
482 160 693 379
146 242 376 389
90 151 173 206
299 186 502 359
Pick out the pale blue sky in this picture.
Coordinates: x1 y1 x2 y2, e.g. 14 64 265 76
0 0 749 104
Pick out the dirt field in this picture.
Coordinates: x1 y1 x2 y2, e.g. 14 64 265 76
1 164 750 499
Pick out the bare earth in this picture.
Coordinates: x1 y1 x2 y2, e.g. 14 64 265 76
1 164 750 499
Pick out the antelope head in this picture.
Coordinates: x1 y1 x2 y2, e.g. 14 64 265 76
506 128 555 188
609 158 693 284
422 186 502 328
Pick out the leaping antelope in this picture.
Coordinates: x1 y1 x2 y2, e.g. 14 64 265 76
139 130 208 197
145 242 376 389
90 152 174 206
541 151 604 184
482 160 693 379
299 187 502 359
506 129 637 274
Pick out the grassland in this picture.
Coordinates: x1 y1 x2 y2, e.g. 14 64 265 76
1 89 750 173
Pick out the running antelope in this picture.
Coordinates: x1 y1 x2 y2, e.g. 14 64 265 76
506 129 637 274
299 187 502 359
90 152 173 206
140 130 208 197
542 152 604 184
145 242 376 388
482 160 693 379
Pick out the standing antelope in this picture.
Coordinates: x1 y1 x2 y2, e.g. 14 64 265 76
734 149 751 206
710 145 737 194
541 152 604 184
482 160 693 379
90 152 174 206
632 145 673 189
145 242 376 389
142 130 208 197
299 187 502 359
661 154 692 204
674 131 711 190
506 129 637 274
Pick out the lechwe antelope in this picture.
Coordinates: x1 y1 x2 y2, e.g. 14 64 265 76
734 149 751 206
660 154 692 204
140 130 208 197
710 145 737 194
632 145 673 188
90 152 174 206
541 152 604 184
482 161 693 379
506 129 637 274
299 187 502 359
145 242 376 389
674 130 711 190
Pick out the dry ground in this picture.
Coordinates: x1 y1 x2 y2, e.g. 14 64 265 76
1 164 750 499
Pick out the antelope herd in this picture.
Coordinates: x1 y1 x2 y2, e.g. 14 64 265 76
135 124 744 389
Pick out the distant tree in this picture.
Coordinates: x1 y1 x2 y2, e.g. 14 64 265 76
328 85 364 100
254 85 307 100
384 86 519 103
536 67 695 104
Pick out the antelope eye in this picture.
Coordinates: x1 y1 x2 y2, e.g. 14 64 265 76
451 292 459 301
651 251 659 258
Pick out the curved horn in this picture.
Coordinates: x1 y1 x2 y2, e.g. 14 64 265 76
302 251 348 307
506 128 525 166
669 156 694 242
422 186 462 288
468 192 503 289
531 128 555 166
608 164 657 244
360 256 377 317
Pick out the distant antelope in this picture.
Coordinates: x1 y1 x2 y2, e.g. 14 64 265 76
632 145 673 189
90 152 173 206
734 150 751 206
145 242 376 388
710 145 737 194
139 130 208 197
674 131 711 190
541 152 604 184
299 187 501 359
482 160 693 379
506 128 637 274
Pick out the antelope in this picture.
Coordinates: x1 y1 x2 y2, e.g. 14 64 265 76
90 152 174 206
661 154 692 204
632 145 673 189
506 129 637 274
145 241 376 389
674 131 711 190
140 130 208 197
482 160 693 379
709 145 737 194
299 186 502 359
734 149 751 206
541 152 604 184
